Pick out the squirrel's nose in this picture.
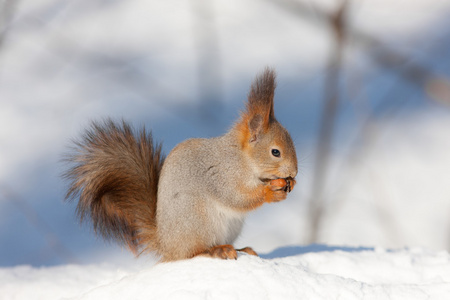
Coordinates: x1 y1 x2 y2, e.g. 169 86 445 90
281 165 297 179
289 170 297 179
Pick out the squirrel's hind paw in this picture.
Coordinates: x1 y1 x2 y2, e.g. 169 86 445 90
194 245 258 260
196 244 238 260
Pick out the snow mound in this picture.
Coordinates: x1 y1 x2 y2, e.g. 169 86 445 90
2 246 450 299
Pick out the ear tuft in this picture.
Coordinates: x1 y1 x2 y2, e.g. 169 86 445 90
247 67 277 128
235 68 278 148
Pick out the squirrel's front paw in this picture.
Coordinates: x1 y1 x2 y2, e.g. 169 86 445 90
264 184 288 203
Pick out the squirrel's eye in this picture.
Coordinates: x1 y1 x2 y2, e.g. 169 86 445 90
271 149 281 157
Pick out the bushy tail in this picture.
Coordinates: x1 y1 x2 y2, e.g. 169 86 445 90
64 119 165 255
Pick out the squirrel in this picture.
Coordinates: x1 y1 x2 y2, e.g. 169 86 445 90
64 68 298 262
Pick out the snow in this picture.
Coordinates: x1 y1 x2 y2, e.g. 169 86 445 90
2 246 450 300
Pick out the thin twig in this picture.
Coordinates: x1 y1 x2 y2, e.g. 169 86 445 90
0 0 19 50
306 1 347 243
265 0 450 102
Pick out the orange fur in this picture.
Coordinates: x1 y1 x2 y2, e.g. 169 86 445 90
263 184 288 203
235 113 252 150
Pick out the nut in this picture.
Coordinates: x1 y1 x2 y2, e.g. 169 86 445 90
270 178 287 189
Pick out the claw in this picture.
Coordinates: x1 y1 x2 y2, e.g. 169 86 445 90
284 177 295 193
284 179 290 193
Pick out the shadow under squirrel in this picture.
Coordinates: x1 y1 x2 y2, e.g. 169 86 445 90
64 68 298 261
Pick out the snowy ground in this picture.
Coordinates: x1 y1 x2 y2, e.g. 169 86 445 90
2 246 450 300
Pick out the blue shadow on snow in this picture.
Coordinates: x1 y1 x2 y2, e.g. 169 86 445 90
261 244 374 259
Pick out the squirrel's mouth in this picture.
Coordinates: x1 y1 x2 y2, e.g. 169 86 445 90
260 175 295 182
260 177 276 182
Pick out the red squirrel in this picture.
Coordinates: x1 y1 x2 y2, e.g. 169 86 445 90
65 68 298 261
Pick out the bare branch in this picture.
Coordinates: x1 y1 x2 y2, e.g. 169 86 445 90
0 0 19 53
265 0 450 103
305 1 348 243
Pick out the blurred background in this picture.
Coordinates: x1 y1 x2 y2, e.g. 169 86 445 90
1 0 450 267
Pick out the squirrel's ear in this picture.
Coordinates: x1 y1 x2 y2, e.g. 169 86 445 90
248 114 263 143
246 67 276 134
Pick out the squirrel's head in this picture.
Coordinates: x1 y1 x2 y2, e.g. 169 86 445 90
235 68 298 181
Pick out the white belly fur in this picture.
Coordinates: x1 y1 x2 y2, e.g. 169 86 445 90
212 201 246 245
